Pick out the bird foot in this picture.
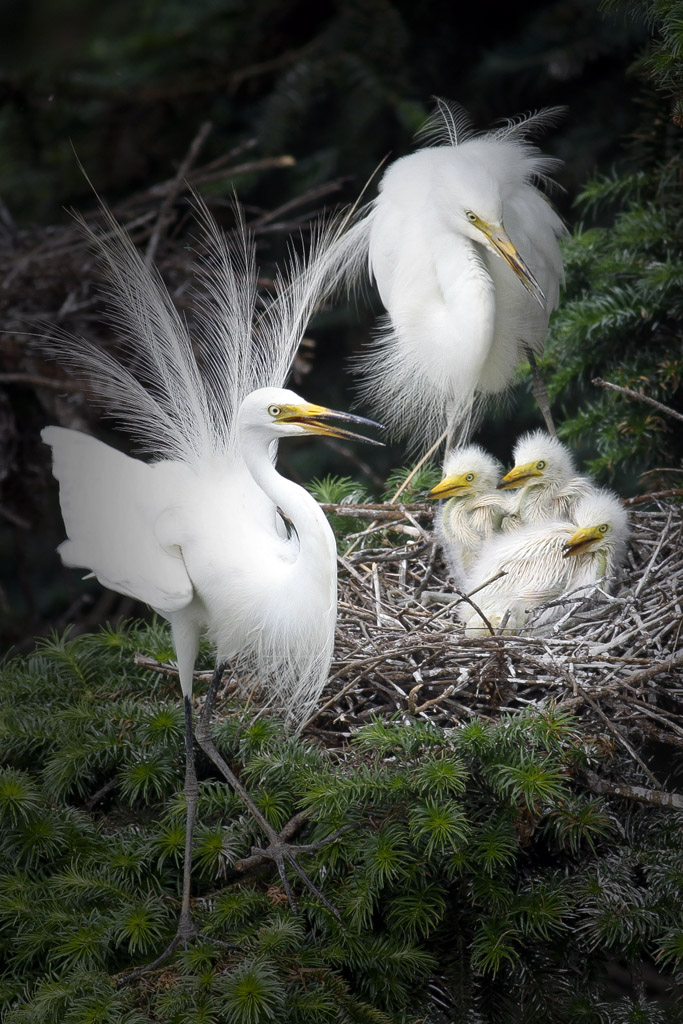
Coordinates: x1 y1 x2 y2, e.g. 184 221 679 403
115 915 197 987
235 821 349 919
116 913 244 987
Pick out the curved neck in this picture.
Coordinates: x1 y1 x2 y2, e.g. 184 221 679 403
241 431 336 567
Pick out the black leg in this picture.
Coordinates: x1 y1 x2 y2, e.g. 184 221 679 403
117 695 198 985
178 694 199 941
195 662 342 919
525 345 557 438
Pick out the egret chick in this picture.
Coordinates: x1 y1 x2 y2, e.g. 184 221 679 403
427 444 510 583
347 99 567 449
498 430 596 526
460 489 629 635
42 201 381 958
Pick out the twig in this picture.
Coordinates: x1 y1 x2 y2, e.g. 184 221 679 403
389 430 447 503
592 377 683 424
583 771 683 810
525 345 557 437
624 489 683 505
634 508 673 598
617 648 683 690
0 372 85 392
145 121 213 265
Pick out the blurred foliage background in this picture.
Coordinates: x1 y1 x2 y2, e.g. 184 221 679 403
0 0 682 648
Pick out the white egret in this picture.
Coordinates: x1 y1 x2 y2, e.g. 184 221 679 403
42 201 382 956
347 98 567 449
497 429 596 526
426 444 510 583
459 489 629 636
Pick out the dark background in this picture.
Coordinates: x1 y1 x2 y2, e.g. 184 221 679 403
0 0 663 649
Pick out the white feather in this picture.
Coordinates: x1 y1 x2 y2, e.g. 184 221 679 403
42 202 360 726
501 430 597 526
347 100 567 450
461 488 629 635
432 444 511 583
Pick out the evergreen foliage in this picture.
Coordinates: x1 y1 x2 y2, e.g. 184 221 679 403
1 622 682 1022
544 0 683 486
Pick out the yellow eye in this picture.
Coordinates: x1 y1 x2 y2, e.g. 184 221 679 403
465 210 477 223
599 524 609 533
536 460 546 470
465 473 475 482
268 405 281 418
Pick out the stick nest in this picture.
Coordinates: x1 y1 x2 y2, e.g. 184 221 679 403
308 496 683 771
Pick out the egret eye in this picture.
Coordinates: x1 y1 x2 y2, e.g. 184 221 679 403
599 524 609 534
465 210 477 223
536 460 546 470
268 405 281 418
465 473 475 482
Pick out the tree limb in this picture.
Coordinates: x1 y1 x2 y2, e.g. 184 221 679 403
592 377 683 423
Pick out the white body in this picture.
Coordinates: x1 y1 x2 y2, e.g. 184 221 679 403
43 392 338 723
461 490 629 635
505 475 596 527
501 430 597 527
437 494 510 583
461 520 590 635
350 104 567 448
432 444 510 583
42 203 360 727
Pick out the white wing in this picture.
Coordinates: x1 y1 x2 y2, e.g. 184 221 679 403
43 426 193 612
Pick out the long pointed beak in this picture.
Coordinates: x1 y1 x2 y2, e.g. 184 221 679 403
497 461 544 490
427 473 472 500
562 525 603 558
279 403 385 446
479 222 546 308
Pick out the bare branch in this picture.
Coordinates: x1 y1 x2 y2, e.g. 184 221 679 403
592 377 683 423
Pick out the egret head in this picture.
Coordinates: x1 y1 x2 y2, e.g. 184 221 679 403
498 431 576 492
562 490 629 559
238 388 384 445
427 444 502 500
437 147 546 307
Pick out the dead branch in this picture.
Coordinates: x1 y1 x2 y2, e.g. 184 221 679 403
583 771 683 810
592 377 683 424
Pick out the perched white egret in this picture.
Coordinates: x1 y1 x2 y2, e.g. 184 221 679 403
346 99 567 449
426 444 510 583
42 201 381 952
459 489 629 635
497 429 596 526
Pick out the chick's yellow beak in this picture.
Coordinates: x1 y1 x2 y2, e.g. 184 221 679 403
497 461 544 490
427 473 474 500
276 403 384 446
562 526 604 558
478 221 546 308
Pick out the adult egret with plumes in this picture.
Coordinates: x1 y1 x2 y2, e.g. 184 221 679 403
426 444 510 583
348 99 567 449
42 202 382 956
459 489 629 635
497 430 596 525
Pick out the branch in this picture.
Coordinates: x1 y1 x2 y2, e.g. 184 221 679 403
583 770 683 810
617 648 683 689
592 377 683 423
145 120 213 265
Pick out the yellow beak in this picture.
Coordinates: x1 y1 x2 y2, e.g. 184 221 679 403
478 221 546 308
497 461 544 490
427 473 474 500
276 403 384 445
562 526 604 558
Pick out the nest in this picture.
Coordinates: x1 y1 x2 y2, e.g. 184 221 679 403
304 495 683 807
